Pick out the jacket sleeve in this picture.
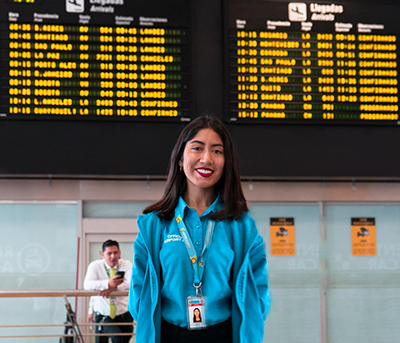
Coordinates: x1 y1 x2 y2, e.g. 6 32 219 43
128 231 148 320
250 233 271 320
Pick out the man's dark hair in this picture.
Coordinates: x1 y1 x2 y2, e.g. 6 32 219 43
102 239 120 252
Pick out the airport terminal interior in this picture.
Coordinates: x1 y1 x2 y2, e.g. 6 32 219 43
1 0 400 342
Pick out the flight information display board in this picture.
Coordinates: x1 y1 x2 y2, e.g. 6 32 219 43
225 0 400 124
0 0 191 121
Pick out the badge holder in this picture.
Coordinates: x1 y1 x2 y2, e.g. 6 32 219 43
187 283 207 330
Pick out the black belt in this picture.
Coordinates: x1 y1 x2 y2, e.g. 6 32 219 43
95 311 129 320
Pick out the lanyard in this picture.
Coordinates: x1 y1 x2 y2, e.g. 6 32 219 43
175 213 215 289
104 263 119 278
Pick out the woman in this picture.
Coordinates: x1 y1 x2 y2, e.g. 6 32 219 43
193 308 202 323
128 115 271 343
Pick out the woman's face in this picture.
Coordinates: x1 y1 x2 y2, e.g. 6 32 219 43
194 309 200 317
180 128 225 195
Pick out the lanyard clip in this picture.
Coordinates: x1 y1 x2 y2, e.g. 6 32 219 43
193 282 202 296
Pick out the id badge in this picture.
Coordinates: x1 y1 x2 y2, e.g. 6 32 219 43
187 295 207 330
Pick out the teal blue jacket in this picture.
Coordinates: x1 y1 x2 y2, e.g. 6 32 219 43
128 210 271 343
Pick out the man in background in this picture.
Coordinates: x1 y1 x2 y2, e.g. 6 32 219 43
84 239 133 343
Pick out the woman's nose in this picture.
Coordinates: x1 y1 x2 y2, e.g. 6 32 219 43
200 149 212 163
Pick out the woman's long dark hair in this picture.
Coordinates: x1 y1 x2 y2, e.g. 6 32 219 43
143 115 248 221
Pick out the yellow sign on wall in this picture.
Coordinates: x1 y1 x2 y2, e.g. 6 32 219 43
351 217 376 256
270 217 295 256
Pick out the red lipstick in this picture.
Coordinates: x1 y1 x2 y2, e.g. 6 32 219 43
196 168 214 178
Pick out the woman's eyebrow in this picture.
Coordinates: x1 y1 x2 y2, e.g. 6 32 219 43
189 140 224 147
189 140 205 145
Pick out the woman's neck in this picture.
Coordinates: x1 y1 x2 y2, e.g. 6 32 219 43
183 188 216 217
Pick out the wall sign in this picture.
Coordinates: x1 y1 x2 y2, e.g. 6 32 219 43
270 217 296 256
351 217 376 256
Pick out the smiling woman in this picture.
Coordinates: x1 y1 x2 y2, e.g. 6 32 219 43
128 115 271 343
141 115 247 221
179 128 225 214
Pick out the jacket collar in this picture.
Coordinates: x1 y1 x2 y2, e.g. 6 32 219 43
176 193 222 219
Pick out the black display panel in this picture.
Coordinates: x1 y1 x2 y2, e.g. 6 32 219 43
1 0 400 179
225 0 400 124
0 0 192 121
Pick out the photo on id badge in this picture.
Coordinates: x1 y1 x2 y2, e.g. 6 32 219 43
187 296 206 329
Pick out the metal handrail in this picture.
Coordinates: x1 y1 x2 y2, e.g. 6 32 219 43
0 290 134 342
0 323 132 328
0 289 128 297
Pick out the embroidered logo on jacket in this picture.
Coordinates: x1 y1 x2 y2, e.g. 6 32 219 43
164 234 184 244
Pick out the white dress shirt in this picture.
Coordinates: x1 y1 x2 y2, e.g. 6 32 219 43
84 258 132 316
